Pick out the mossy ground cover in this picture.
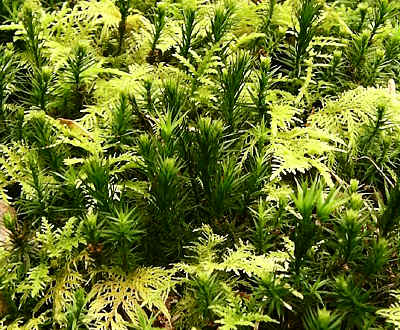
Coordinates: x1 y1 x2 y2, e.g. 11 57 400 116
0 0 400 328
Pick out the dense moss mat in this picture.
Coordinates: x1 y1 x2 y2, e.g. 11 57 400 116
0 0 400 328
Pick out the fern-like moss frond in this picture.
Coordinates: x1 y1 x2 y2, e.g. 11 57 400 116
86 267 173 329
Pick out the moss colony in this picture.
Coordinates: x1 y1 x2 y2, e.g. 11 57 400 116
0 0 400 329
